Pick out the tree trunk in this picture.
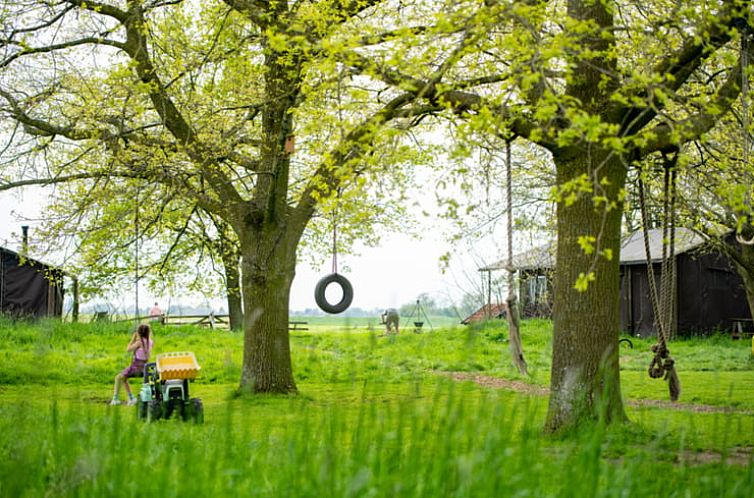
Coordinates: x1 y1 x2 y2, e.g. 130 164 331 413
72 277 79 323
221 247 243 331
733 234 754 322
238 229 298 393
544 151 628 432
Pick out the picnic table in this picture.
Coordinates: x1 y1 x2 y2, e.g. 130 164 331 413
730 318 754 339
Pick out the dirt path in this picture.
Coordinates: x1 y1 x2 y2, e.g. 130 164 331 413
440 372 754 415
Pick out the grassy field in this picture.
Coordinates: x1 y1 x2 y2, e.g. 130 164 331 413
1 317 754 497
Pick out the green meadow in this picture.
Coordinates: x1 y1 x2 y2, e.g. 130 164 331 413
1 318 754 497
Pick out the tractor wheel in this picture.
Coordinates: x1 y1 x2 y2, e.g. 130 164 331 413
187 398 204 424
147 400 162 422
165 399 184 420
137 400 148 420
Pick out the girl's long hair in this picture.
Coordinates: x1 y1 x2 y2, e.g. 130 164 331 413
136 323 151 356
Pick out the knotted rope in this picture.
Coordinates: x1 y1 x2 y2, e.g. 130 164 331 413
637 153 681 402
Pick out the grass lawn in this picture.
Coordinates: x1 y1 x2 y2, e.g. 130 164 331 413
1 317 753 497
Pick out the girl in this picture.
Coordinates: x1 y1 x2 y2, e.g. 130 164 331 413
111 323 154 406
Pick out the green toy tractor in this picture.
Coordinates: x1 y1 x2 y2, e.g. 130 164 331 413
137 352 204 423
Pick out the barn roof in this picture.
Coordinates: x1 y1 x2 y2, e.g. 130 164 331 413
619 228 706 265
479 228 708 271
0 245 64 273
478 243 556 272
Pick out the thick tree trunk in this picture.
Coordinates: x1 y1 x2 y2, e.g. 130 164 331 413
544 151 628 432
234 46 302 393
238 229 298 393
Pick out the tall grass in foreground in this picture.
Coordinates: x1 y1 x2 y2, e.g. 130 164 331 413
3 319 754 496
2 382 753 498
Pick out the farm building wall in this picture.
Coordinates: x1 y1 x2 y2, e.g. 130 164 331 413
675 251 750 335
619 250 751 337
0 248 64 318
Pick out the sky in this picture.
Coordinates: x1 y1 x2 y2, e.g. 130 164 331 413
0 185 505 313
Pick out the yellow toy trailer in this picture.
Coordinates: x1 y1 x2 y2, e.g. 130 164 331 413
137 352 203 423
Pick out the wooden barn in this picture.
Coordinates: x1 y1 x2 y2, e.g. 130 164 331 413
0 245 64 318
481 229 752 336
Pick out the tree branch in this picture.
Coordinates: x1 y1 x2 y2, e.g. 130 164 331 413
63 0 129 22
639 55 744 156
1 36 126 69
0 87 108 141
619 4 748 136
120 0 244 211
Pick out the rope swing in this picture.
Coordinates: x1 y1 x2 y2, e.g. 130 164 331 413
638 152 681 402
314 190 354 314
504 138 528 376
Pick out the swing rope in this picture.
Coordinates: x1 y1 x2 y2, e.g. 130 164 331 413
331 203 339 274
638 153 681 402
313 187 353 314
505 138 528 376
738 22 754 245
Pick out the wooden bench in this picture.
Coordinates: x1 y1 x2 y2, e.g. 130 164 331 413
163 314 229 329
289 321 308 331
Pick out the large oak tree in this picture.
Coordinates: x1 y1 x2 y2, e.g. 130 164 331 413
0 0 447 392
349 0 754 430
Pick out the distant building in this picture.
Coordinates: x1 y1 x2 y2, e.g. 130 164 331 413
461 303 508 325
0 245 64 318
479 229 752 336
479 243 555 319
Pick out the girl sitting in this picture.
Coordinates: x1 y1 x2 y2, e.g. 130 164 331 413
111 323 154 406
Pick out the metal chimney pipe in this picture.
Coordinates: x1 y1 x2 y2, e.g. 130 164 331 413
21 225 29 255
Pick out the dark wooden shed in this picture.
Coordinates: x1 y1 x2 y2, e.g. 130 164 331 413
618 229 750 337
481 229 752 336
0 246 64 318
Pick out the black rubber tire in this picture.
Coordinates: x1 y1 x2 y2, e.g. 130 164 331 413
147 400 162 422
314 273 353 314
165 399 182 420
619 338 634 349
187 398 204 424
137 400 148 420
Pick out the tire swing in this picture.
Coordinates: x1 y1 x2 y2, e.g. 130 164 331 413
314 196 353 314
